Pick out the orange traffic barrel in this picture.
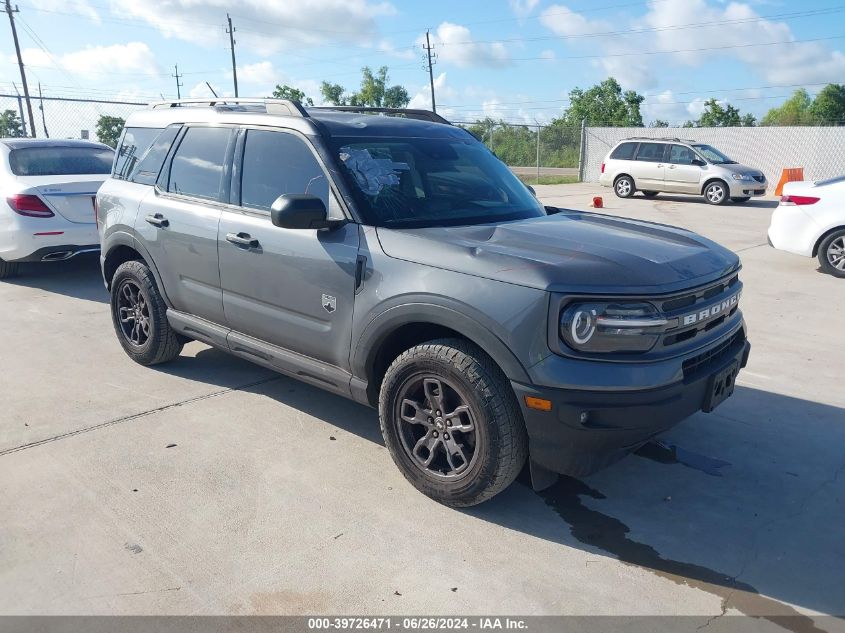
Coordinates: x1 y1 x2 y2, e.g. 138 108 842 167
775 168 804 196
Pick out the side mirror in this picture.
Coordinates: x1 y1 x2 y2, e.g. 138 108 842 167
692 158 706 167
526 185 537 196
270 194 344 230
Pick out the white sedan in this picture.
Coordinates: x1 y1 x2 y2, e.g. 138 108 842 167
768 175 845 278
0 138 114 279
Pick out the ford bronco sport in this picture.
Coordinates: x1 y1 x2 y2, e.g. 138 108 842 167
97 99 750 506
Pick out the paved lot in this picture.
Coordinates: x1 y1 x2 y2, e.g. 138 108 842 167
1 183 843 628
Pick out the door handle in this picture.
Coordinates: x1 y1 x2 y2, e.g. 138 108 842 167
226 232 259 248
669 165 677 169
657 164 664 168
145 213 169 228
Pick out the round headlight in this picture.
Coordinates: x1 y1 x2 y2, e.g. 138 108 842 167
570 308 597 344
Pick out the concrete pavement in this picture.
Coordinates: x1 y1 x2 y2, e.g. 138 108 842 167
0 184 843 629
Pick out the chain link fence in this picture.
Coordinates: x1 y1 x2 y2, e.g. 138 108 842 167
0 94 146 146
581 126 845 187
453 120 583 183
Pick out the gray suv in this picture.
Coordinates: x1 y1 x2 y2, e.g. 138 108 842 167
98 99 750 506
599 137 767 204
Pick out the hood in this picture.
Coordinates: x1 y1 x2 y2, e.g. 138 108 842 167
376 211 740 294
715 163 764 179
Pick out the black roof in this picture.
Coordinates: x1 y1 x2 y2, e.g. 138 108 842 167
306 110 470 140
0 138 111 150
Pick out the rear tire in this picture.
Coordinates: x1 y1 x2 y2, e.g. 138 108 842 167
642 191 659 198
0 258 19 280
379 338 528 507
614 175 635 198
704 181 730 205
731 196 750 204
818 229 845 278
110 260 183 365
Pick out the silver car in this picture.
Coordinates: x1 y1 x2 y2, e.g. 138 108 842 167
599 137 767 205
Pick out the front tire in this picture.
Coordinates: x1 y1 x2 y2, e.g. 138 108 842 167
0 258 19 280
379 338 528 507
704 181 730 205
110 260 183 365
818 229 845 278
614 175 635 198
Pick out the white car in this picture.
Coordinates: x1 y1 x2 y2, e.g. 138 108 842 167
0 138 114 279
768 175 845 278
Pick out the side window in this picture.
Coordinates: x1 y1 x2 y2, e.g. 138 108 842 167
635 143 667 162
668 145 695 165
132 125 180 185
610 142 637 160
240 129 330 212
113 127 162 180
167 127 232 200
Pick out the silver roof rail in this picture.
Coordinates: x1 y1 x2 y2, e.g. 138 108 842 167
149 98 309 117
308 106 450 125
624 136 697 143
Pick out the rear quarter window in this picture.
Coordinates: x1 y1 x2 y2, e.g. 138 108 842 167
610 142 637 160
9 146 114 176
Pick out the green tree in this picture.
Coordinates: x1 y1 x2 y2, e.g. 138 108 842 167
761 89 814 126
562 78 644 127
693 99 755 127
271 84 313 106
650 119 669 128
320 82 348 106
0 109 23 137
95 115 125 148
348 66 410 108
320 67 410 108
809 84 845 125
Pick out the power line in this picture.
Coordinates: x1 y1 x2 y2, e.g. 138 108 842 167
4 0 36 136
438 6 845 46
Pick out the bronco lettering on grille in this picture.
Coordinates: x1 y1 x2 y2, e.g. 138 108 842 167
681 293 740 327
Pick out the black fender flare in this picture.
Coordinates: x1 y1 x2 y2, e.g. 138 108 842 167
352 300 531 386
103 232 173 308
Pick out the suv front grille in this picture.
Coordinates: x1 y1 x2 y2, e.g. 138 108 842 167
658 274 741 348
682 329 745 379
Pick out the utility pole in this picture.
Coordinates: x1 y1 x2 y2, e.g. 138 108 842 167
38 82 48 137
226 14 238 97
423 29 436 113
172 64 183 99
5 0 35 137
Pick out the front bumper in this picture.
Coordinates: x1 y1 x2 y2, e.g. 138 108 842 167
513 332 750 478
727 180 767 197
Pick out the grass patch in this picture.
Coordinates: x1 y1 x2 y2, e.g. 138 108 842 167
516 174 580 186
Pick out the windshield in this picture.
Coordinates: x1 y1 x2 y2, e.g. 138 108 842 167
9 146 114 176
692 144 737 165
331 135 545 228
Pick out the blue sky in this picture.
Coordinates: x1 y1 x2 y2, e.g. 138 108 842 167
2 0 844 125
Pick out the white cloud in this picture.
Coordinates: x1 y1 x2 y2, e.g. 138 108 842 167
408 72 451 111
423 22 510 69
540 5 609 37
539 0 845 90
29 0 99 23
20 43 160 79
110 0 396 55
510 0 540 18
